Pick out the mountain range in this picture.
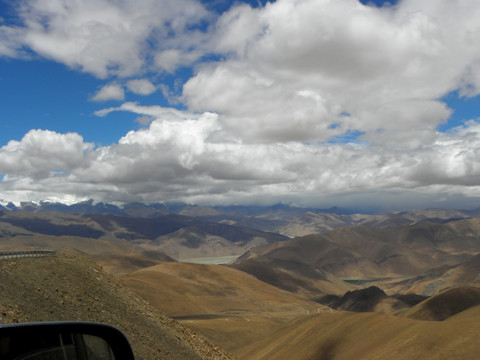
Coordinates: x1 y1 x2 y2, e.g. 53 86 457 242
2 203 480 359
3 200 480 234
0 210 286 261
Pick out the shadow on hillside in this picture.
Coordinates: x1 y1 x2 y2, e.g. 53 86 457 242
311 338 339 360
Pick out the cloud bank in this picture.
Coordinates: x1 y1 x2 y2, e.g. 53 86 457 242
2 109 480 210
1 0 480 210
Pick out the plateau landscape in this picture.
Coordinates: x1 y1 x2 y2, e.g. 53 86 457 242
2 0 480 359
2 203 480 359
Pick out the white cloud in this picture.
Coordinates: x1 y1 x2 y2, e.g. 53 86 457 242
94 102 196 120
126 79 156 95
0 129 93 179
134 116 154 125
2 0 480 209
3 0 211 78
91 83 125 102
2 106 480 209
0 25 24 57
154 48 207 73
183 0 480 148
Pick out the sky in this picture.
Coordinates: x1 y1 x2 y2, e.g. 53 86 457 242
1 0 480 212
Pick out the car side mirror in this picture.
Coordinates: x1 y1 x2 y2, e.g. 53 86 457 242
0 321 135 360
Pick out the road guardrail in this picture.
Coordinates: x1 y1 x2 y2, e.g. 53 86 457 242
0 250 56 260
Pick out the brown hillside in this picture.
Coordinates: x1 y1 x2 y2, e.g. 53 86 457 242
230 232 399 298
230 255 356 297
91 251 176 276
238 304 480 360
278 212 354 237
233 220 480 299
121 262 327 352
277 208 475 238
0 254 231 360
322 225 444 275
382 254 480 296
405 286 480 321
0 210 287 261
122 262 322 316
332 286 408 314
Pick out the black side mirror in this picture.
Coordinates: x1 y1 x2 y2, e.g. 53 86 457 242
0 321 135 360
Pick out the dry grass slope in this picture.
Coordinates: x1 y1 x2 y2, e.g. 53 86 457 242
405 286 480 321
122 262 322 316
121 262 327 353
0 255 231 360
238 305 480 360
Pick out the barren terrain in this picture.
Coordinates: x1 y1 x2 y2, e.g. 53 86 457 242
0 254 231 360
2 207 480 359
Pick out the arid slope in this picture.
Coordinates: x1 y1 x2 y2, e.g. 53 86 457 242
233 219 480 297
238 304 480 360
0 255 231 360
404 286 480 321
121 262 327 352
122 262 321 316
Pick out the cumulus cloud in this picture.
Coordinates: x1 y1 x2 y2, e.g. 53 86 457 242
2 0 211 77
91 83 125 102
154 48 207 73
0 130 93 179
183 0 480 148
2 0 480 209
126 79 156 95
2 105 480 209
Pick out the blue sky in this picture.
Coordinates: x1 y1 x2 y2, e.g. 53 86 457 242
1 0 480 210
439 92 480 133
0 0 408 147
0 58 170 145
